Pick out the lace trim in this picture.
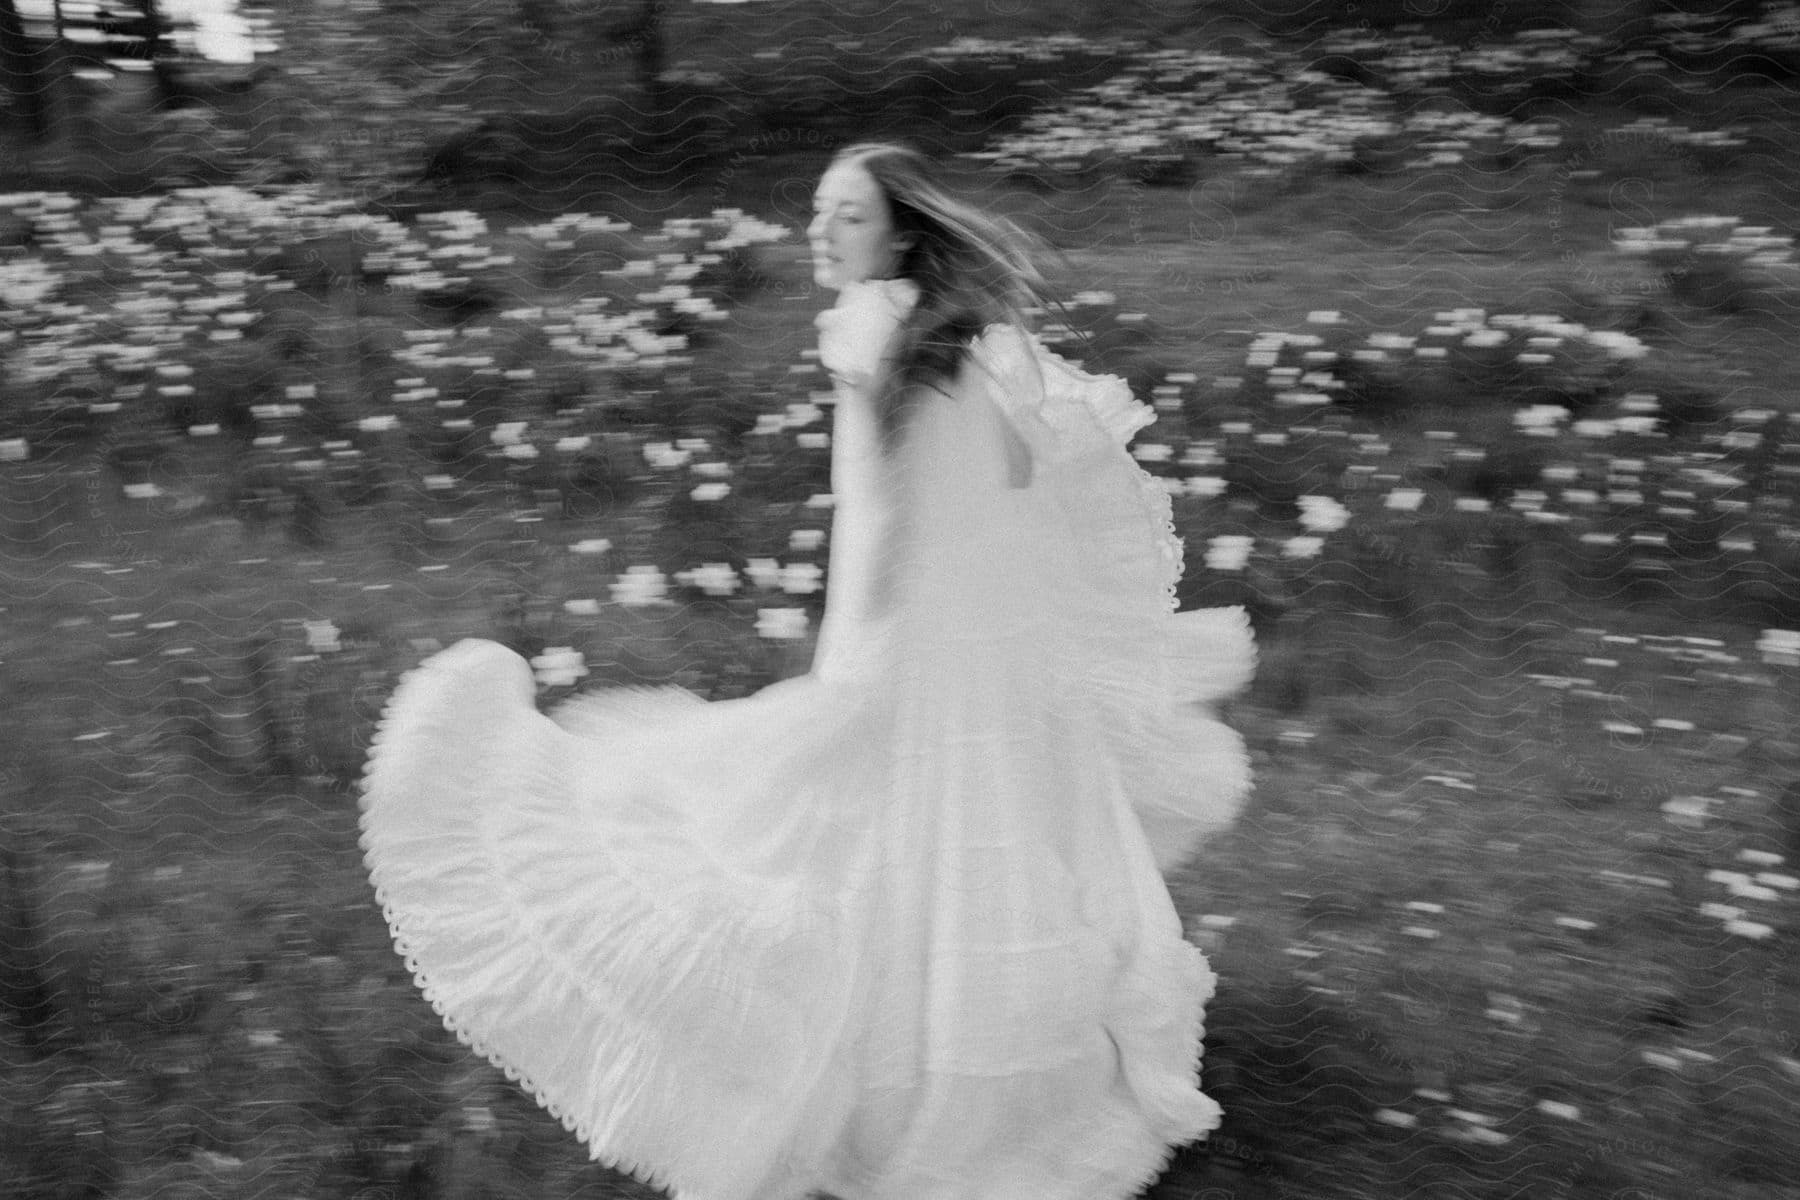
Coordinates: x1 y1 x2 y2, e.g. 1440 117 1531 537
358 651 710 1197
984 325 1185 614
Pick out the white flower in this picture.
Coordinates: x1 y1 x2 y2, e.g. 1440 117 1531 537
563 598 601 616
530 646 588 687
571 538 612 555
1204 535 1254 572
303 620 341 653
690 482 730 502
1283 535 1324 558
1384 488 1425 511
0 439 29 461
755 607 809 639
1297 495 1350 532
1661 796 1713 827
610 566 669 607
1588 330 1648 359
744 557 782 589
789 529 825 552
675 562 740 596
643 442 691 469
779 563 823 594
358 415 398 433
1514 405 1569 431
1757 629 1800 667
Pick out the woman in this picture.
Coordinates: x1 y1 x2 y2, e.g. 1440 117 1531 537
359 142 1255 1200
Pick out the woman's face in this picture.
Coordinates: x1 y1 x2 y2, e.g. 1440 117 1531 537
808 159 908 292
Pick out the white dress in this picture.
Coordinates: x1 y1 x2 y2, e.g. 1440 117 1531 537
358 277 1256 1200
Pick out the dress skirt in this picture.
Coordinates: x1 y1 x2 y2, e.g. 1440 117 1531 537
358 287 1256 1200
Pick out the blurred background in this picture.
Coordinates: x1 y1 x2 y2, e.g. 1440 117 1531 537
4 1 1800 1197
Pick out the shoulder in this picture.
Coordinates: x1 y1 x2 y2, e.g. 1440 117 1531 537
969 323 1153 446
815 278 920 383
815 278 920 333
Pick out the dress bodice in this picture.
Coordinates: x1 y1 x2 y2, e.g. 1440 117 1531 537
809 279 919 678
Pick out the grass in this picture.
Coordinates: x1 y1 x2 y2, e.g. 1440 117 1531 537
6 16 1800 1200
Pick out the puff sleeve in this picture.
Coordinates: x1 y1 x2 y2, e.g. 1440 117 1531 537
814 278 919 391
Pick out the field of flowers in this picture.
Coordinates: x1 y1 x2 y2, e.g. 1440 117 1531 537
5 9 1800 1200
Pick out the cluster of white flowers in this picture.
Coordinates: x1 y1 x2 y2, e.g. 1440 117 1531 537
1702 848 1797 941
1514 405 1571 435
675 563 740 596
1758 629 1800 667
1204 535 1255 572
1614 215 1797 270
1297 495 1350 533
530 646 588 688
755 608 809 640
644 442 692 470
610 566 670 607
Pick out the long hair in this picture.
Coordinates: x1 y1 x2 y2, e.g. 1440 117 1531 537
832 142 1054 453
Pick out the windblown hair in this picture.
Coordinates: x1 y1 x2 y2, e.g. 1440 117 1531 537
832 142 1055 452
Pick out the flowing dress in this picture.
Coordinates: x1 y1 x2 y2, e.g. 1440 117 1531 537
357 277 1256 1200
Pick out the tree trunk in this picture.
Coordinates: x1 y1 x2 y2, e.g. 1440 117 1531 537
1 843 59 1052
0 0 51 141
604 0 665 107
638 0 664 105
139 0 184 109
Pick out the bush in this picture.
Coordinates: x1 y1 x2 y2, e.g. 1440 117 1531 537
1614 214 1800 314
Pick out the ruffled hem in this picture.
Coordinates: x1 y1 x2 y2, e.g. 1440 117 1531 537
971 325 1183 611
360 635 1238 1200
359 641 850 1200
